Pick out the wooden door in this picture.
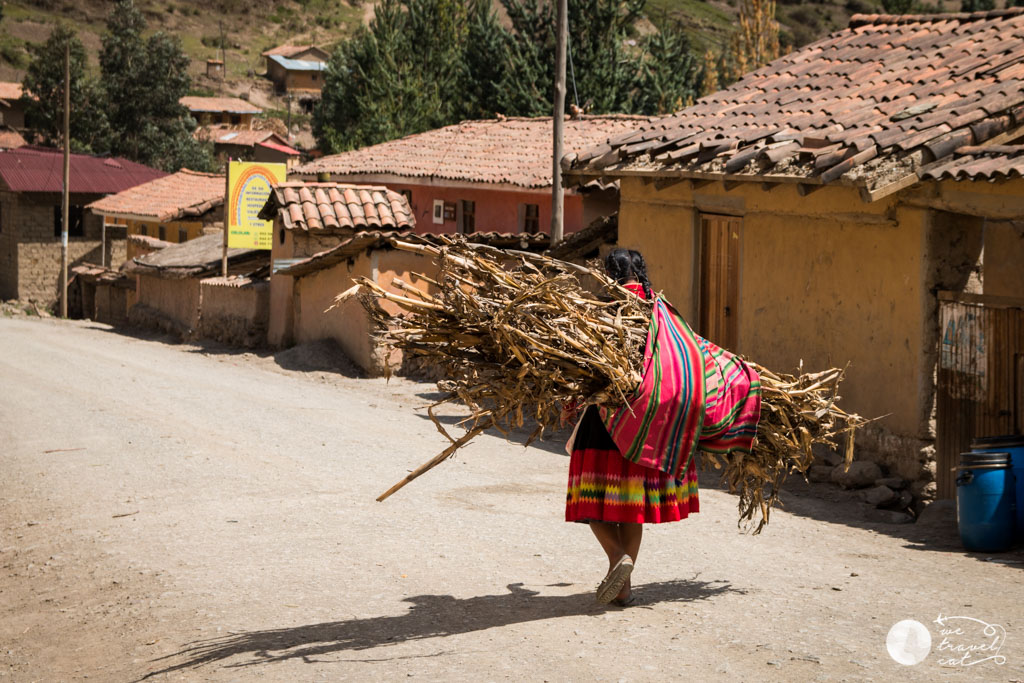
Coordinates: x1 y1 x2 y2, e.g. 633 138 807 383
699 213 741 350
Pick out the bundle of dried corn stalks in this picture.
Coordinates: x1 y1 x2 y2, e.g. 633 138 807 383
335 235 866 532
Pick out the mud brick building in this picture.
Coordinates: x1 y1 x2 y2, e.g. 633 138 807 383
261 45 329 98
567 9 1024 495
0 147 164 306
179 96 262 130
293 116 641 236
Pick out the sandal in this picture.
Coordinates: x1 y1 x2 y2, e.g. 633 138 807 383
595 556 634 604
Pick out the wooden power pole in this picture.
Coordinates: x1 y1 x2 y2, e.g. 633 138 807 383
60 40 70 318
550 0 567 245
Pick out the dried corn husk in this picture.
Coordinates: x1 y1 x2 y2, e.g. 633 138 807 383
336 235 867 532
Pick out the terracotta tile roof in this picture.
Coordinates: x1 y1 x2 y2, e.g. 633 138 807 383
0 129 26 149
295 115 648 189
0 81 25 101
920 145 1024 180
87 169 224 221
179 96 262 115
259 181 415 232
0 146 166 194
128 234 173 250
569 9 1024 197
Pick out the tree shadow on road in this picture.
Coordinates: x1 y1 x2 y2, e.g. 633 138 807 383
140 577 741 679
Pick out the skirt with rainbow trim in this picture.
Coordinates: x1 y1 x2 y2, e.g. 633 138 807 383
565 407 699 524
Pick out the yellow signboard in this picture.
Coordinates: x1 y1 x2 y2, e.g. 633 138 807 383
226 161 287 250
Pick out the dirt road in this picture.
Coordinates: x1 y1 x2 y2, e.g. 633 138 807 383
1 316 1022 681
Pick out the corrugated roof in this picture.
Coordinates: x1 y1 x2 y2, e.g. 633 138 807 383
0 146 166 194
179 96 263 115
267 54 326 72
196 126 288 148
569 9 1024 197
256 139 301 156
920 145 1024 180
87 169 224 221
259 181 415 232
295 115 648 189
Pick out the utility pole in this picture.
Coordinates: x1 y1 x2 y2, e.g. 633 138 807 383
60 40 70 318
220 20 227 82
550 0 567 245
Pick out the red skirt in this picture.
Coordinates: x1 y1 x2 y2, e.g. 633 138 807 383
565 407 699 524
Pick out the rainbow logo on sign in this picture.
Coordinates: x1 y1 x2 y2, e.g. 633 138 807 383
226 161 287 250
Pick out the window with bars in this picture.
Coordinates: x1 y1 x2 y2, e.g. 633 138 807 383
139 224 148 237
158 225 167 241
460 200 475 234
522 203 539 234
178 228 188 243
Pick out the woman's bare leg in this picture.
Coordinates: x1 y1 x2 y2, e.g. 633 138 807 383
615 523 643 601
589 521 625 569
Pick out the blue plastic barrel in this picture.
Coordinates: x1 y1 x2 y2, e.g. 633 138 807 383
956 451 1015 552
971 436 1024 541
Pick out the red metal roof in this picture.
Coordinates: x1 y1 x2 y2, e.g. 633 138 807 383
257 139 301 156
0 146 167 194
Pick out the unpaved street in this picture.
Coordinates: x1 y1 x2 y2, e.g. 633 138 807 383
1 316 1023 682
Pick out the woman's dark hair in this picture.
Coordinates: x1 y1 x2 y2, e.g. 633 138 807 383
604 248 653 299
604 249 634 286
629 250 653 299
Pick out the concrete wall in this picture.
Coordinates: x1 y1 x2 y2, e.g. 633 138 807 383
198 278 269 347
292 248 438 374
984 219 1024 297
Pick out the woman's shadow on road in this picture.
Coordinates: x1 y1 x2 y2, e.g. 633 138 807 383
141 577 740 678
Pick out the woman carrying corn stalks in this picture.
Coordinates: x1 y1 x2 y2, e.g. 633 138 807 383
565 249 762 606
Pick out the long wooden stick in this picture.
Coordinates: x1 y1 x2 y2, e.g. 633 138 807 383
376 419 493 501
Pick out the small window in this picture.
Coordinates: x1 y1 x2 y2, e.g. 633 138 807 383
311 72 318 82
522 203 539 234
158 225 167 241
399 189 412 204
53 205 84 238
178 228 188 243
139 224 148 237
460 200 475 234
230 114 241 126
432 199 444 225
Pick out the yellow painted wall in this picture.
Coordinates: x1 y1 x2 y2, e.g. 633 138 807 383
618 177 936 478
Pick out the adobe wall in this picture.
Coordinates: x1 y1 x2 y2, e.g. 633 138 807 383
131 275 201 338
198 278 270 347
617 178 936 481
293 248 438 374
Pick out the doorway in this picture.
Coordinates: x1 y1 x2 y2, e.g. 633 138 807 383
698 213 741 350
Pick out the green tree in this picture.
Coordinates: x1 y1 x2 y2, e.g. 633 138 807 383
630 26 701 115
100 0 214 171
22 24 109 153
960 0 994 10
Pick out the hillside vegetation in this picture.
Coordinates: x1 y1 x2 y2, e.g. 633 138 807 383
0 0 893 86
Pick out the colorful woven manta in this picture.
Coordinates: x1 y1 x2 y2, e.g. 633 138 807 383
599 297 761 479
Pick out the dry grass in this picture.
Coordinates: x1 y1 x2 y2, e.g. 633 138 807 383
334 236 866 532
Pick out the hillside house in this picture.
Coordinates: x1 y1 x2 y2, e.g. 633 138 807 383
180 96 262 130
0 82 29 130
262 45 329 98
87 169 225 262
566 9 1024 499
0 147 165 306
197 126 301 168
293 116 643 236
